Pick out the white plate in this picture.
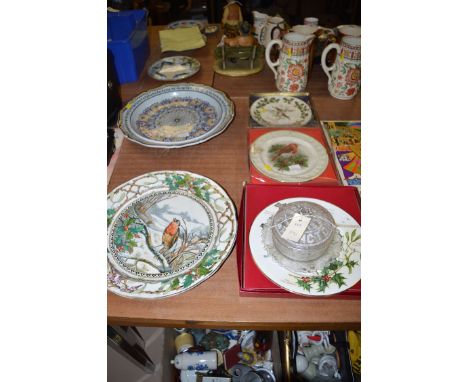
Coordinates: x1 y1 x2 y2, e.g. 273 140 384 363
167 19 206 31
250 96 312 126
118 83 234 148
249 197 360 296
148 56 200 81
250 130 328 182
107 171 237 299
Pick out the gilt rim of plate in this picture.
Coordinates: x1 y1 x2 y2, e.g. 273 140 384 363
249 130 329 182
167 19 205 30
118 83 234 148
107 171 238 299
249 197 361 296
147 56 201 81
250 96 312 126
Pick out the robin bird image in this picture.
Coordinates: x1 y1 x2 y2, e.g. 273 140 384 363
271 143 298 161
160 218 180 254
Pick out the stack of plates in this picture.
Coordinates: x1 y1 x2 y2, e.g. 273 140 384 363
118 83 234 148
107 171 237 299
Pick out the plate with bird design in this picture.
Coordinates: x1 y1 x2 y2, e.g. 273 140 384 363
118 83 234 149
107 171 237 299
148 56 201 81
250 96 313 126
249 130 329 182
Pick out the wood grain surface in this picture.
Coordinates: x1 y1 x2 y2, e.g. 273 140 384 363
108 26 361 330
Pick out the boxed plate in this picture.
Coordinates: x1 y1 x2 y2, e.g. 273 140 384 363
249 93 320 128
248 128 340 185
236 183 361 298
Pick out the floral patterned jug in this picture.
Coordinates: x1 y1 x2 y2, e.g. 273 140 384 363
266 32 313 92
321 36 361 99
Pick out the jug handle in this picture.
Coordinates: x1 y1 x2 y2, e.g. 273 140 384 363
266 39 283 79
321 43 341 83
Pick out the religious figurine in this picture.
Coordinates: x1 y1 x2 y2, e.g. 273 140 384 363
222 0 243 38
224 21 256 47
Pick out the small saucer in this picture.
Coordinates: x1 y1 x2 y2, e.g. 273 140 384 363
205 25 219 34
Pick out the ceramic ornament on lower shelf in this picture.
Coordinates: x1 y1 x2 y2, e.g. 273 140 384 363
171 351 218 371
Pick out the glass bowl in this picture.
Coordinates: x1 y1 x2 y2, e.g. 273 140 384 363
271 201 336 262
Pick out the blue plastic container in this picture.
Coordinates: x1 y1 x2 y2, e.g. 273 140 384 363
107 10 150 84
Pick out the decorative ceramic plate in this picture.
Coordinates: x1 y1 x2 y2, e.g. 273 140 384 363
118 83 234 148
249 197 360 296
107 171 237 299
250 96 312 126
167 19 206 31
148 56 201 81
249 130 329 182
205 25 218 34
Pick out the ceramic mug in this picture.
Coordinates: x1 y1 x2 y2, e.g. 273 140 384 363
263 16 286 47
304 17 319 26
291 24 319 39
252 10 269 45
336 24 361 39
175 332 195 353
171 351 218 371
266 32 313 92
321 35 361 100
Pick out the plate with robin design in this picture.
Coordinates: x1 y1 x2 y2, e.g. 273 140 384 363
250 95 313 126
249 130 329 182
148 56 201 81
118 83 234 148
107 171 237 299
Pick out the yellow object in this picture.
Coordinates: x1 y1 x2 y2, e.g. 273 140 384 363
159 27 206 52
348 330 361 375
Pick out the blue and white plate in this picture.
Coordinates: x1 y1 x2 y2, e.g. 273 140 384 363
167 19 206 31
148 56 200 81
118 83 234 148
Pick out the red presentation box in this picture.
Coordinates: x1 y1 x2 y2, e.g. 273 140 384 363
248 128 341 186
236 183 361 299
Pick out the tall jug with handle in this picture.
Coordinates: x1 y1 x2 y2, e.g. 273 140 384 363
263 16 286 47
252 11 268 45
321 36 361 99
266 32 313 92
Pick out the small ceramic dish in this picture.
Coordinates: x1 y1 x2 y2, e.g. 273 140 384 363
205 25 218 34
148 56 200 81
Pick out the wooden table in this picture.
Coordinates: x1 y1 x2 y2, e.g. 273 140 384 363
108 26 361 330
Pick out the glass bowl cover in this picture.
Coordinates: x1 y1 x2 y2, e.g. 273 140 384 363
271 201 336 262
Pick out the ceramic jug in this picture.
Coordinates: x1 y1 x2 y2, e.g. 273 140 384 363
252 10 268 45
262 16 286 47
266 32 313 92
321 36 361 100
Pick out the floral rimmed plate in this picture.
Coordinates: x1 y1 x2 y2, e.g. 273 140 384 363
107 171 237 299
249 197 360 296
118 83 234 148
249 130 329 182
250 96 312 126
167 19 206 31
148 56 200 81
